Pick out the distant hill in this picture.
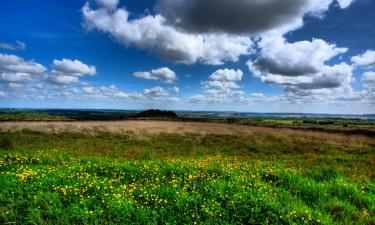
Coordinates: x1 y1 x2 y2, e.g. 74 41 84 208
133 109 178 119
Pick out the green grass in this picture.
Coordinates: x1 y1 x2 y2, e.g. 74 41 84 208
0 130 374 224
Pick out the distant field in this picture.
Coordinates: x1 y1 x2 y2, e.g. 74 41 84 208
0 120 374 224
1 109 374 129
1 120 375 137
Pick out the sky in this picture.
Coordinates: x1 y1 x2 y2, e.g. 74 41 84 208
0 0 374 114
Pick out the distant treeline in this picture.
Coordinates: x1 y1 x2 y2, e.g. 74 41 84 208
133 109 178 119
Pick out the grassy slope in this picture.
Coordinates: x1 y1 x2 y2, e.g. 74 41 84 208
0 130 374 224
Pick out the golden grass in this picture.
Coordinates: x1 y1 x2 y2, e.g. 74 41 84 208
1 120 374 148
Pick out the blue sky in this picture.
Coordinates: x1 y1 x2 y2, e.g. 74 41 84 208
0 0 374 113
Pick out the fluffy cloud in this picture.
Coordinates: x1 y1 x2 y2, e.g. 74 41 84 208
171 87 179 94
95 0 118 9
248 37 351 91
189 89 246 104
79 84 180 102
52 58 96 76
351 50 375 67
157 0 339 35
0 72 30 83
0 41 26 51
0 53 46 74
202 69 243 90
362 71 375 89
0 53 46 88
249 37 348 77
81 0 357 65
203 80 241 90
190 69 246 103
134 67 177 83
81 2 253 65
244 36 361 106
209 69 243 81
47 58 97 85
337 0 356 9
132 87 179 102
48 75 79 85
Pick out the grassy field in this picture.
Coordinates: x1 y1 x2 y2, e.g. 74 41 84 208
1 109 374 129
0 122 374 224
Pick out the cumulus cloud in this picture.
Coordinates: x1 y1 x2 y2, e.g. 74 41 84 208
190 69 246 103
52 58 96 76
156 0 337 35
0 41 26 51
0 53 46 87
95 0 118 9
134 67 177 83
81 2 253 65
245 36 360 106
79 84 180 103
0 53 46 74
249 36 348 77
362 71 375 89
337 0 356 9
189 89 246 104
48 75 79 85
115 86 179 102
202 69 243 90
47 58 97 86
83 86 95 93
0 72 30 83
209 69 243 81
248 37 351 90
171 86 179 94
351 50 375 68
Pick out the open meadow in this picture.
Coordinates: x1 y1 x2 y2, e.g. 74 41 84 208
0 120 374 224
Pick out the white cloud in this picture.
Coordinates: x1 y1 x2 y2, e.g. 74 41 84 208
0 72 30 83
114 91 128 98
134 67 177 83
52 58 96 76
83 86 95 93
245 36 360 106
202 69 243 90
81 0 356 66
171 86 179 94
249 36 348 77
47 58 97 86
362 71 375 89
209 69 243 81
203 80 241 90
81 2 253 65
122 86 179 102
337 0 356 9
48 75 79 85
0 53 46 74
78 85 179 103
95 0 118 10
248 37 351 90
189 89 246 104
0 53 46 93
0 41 26 51
351 50 375 68
190 69 246 103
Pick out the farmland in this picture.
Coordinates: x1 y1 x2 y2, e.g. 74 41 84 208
0 118 374 224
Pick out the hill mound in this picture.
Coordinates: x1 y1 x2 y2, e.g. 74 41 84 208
133 109 178 119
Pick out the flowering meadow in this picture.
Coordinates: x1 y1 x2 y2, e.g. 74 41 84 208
0 130 374 224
